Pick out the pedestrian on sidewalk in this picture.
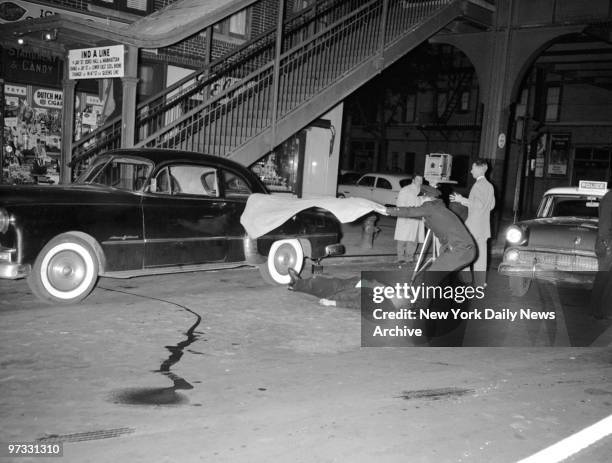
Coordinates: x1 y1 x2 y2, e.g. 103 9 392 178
394 174 424 265
450 159 495 286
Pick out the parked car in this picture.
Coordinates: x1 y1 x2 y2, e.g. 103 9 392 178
337 170 362 185
0 149 344 304
337 173 412 206
498 181 608 296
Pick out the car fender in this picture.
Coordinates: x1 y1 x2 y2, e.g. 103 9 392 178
243 236 266 265
62 231 107 274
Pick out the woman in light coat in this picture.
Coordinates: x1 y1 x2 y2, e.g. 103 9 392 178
394 174 424 263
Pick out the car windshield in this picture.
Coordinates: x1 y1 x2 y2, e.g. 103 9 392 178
77 157 152 191
537 195 601 218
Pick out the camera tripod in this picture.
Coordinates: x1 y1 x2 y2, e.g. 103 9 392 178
410 228 439 284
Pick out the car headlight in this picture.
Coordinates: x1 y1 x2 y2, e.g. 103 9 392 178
505 249 520 262
505 225 526 245
0 208 10 234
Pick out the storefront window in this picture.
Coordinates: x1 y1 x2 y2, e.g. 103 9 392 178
251 133 304 194
2 83 62 184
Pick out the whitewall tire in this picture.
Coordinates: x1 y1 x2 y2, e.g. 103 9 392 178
27 234 99 304
259 239 304 285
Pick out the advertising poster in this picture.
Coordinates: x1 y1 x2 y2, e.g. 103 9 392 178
30 87 62 157
75 93 104 140
535 132 546 178
547 132 571 176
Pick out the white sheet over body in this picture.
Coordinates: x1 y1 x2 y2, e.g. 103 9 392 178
240 194 383 239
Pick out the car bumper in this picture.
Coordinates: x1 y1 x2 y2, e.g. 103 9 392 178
498 263 596 286
324 243 345 257
0 262 31 279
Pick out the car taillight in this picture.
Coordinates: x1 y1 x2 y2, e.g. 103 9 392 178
0 208 10 234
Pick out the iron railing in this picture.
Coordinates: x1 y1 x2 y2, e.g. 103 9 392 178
71 0 453 175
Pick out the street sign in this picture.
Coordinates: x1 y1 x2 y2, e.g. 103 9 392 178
68 45 125 80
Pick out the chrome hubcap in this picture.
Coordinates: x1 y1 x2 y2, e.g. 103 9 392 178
273 244 297 275
47 250 87 292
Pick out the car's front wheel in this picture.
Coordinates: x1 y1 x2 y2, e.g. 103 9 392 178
509 276 531 297
28 233 100 304
259 239 304 285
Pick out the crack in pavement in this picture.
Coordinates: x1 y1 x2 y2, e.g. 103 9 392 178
99 286 203 405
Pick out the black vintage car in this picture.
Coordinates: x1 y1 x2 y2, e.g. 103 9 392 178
0 149 344 303
498 182 608 296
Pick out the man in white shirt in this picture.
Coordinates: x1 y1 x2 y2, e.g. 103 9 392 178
450 159 495 286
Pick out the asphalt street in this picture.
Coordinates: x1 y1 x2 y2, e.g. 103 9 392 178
1 255 611 463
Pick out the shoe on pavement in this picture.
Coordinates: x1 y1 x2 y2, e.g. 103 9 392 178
287 267 302 290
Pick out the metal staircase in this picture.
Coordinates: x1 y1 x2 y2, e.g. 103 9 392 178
71 0 492 174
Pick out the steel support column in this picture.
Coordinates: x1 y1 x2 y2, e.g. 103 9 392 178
121 46 139 148
60 60 76 184
377 0 390 69
270 0 286 148
478 1 513 177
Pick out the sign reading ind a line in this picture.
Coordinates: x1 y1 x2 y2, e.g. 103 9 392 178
68 45 125 80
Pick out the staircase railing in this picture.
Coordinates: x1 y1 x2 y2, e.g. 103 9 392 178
71 0 455 174
71 0 352 172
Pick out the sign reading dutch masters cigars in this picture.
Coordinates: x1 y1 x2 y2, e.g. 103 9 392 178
68 45 125 80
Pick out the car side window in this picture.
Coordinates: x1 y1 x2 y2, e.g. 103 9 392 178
153 165 219 197
399 179 412 188
83 158 151 191
222 170 252 198
153 168 171 194
376 178 392 189
358 176 375 187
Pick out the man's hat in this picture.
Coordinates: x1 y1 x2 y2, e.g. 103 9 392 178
419 184 441 198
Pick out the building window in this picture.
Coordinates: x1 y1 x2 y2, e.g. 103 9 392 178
515 88 528 118
292 0 315 12
545 85 561 122
214 10 250 39
91 0 152 15
572 146 612 184
403 93 416 123
513 88 529 141
459 90 470 112
436 92 448 118
229 10 247 35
